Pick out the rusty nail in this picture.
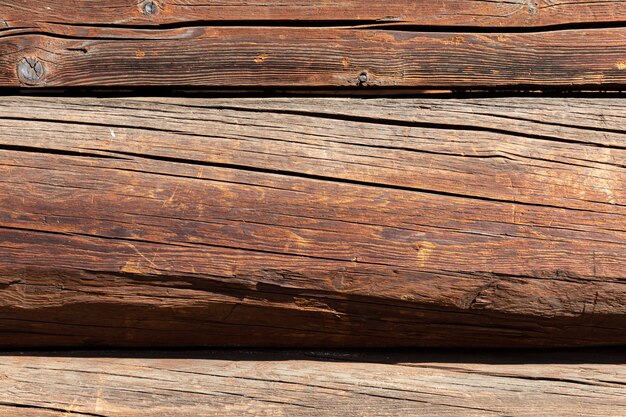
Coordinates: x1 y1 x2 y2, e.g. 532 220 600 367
143 1 157 15
17 57 45 85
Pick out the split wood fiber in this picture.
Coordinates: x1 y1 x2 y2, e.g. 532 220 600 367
0 96 624 348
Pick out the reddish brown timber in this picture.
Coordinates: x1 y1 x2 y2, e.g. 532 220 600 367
3 26 626 87
0 350 625 416
2 0 626 27
0 96 624 348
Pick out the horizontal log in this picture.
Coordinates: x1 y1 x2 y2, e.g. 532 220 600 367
2 0 626 27
0 96 625 348
3 26 626 87
1 350 625 416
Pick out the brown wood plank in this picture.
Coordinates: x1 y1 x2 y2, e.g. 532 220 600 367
3 26 626 87
0 350 624 416
2 0 626 27
0 96 624 348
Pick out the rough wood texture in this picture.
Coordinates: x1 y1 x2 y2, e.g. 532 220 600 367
0 350 625 416
3 25 626 87
0 96 625 348
2 0 626 26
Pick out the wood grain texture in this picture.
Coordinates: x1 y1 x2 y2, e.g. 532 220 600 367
0 350 625 416
0 96 625 348
2 0 626 27
3 26 626 87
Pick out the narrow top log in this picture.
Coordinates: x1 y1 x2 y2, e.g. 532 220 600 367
2 0 626 27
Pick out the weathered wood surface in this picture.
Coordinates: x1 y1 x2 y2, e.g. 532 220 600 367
2 0 626 27
0 96 625 348
0 350 625 416
3 25 626 87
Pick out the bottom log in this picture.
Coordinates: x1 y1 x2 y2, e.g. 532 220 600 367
0 350 624 417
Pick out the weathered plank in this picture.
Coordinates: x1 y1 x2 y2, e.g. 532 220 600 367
0 96 624 348
3 26 626 87
0 350 625 416
2 0 626 27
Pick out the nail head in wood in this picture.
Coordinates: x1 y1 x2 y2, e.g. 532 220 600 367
143 1 158 15
358 72 368 85
17 57 45 85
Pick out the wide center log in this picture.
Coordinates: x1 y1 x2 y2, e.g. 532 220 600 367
0 96 624 348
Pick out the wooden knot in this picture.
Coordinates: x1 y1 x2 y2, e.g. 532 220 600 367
17 57 45 86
